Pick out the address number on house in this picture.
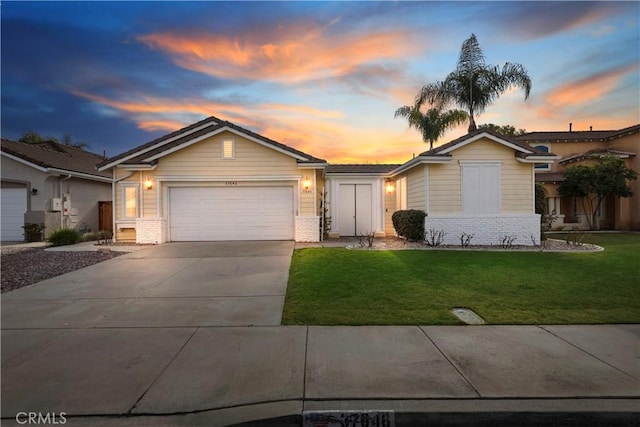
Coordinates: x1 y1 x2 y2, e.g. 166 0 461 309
224 181 238 186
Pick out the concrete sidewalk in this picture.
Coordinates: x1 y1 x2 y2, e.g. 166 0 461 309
1 324 638 426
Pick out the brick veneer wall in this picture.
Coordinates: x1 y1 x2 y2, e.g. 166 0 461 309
425 214 541 246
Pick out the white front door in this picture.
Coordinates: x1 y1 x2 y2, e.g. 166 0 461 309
1 187 27 241
338 184 372 236
169 186 294 241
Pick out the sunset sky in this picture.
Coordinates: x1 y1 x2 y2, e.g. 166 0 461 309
2 1 639 163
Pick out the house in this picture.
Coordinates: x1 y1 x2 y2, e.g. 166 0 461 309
1 138 113 241
515 124 640 230
96 116 327 244
326 129 558 245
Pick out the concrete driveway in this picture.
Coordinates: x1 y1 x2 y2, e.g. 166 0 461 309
2 241 294 328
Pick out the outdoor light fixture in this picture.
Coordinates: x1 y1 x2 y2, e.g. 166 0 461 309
31 188 38 196
302 177 312 191
144 178 154 190
385 180 395 193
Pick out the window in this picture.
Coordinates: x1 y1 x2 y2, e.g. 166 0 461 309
534 145 550 170
462 163 500 214
222 139 235 159
122 184 138 218
396 177 407 210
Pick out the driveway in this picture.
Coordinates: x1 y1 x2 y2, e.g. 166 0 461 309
1 241 294 328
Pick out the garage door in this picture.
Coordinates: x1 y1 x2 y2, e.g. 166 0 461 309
1 187 27 241
169 186 294 241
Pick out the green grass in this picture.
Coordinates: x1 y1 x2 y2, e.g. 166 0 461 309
282 233 640 325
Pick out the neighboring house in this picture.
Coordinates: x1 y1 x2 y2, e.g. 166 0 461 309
1 138 112 241
515 124 640 230
326 129 558 245
96 116 327 243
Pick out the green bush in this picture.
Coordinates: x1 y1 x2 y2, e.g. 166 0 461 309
82 232 101 242
48 228 82 246
22 223 44 242
392 209 427 241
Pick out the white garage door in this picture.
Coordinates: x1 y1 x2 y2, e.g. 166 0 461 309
1 187 27 241
169 186 294 241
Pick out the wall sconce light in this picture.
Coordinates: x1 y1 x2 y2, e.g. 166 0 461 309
144 178 154 190
385 180 395 193
31 188 38 196
302 177 313 191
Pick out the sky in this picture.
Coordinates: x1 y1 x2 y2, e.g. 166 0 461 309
1 1 639 164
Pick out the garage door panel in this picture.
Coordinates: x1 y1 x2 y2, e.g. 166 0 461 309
169 187 294 241
1 188 27 241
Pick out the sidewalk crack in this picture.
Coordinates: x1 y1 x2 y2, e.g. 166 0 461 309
417 326 482 397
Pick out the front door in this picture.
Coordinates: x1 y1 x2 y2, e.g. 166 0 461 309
338 184 372 236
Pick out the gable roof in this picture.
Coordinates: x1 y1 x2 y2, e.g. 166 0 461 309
420 128 554 157
389 128 559 176
559 148 636 165
325 164 401 175
97 116 326 171
515 124 640 143
1 138 112 181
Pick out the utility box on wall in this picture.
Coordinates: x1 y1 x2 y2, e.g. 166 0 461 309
51 198 62 211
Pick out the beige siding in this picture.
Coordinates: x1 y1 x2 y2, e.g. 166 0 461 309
110 131 325 241
151 131 301 177
406 166 425 210
429 162 461 214
116 228 136 242
428 137 534 215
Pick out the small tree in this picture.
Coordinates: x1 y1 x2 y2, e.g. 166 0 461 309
478 123 527 136
558 155 637 229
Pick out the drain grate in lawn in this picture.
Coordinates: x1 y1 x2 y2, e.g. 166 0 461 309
452 308 485 325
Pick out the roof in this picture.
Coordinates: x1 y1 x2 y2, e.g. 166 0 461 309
325 164 401 174
559 148 636 165
98 116 326 170
419 127 556 158
535 172 566 183
515 124 640 143
1 138 112 180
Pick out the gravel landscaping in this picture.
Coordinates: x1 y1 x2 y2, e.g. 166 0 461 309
1 247 125 293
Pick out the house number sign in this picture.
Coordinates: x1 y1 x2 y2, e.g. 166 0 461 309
224 181 238 186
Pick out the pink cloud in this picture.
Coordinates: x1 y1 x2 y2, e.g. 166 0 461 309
137 22 417 83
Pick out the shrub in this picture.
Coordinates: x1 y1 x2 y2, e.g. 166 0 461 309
392 209 427 241
82 232 101 242
48 228 82 246
22 223 44 242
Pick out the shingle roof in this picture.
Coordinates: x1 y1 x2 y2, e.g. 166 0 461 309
559 148 636 164
1 138 111 179
325 164 401 174
535 172 565 183
98 116 326 169
515 124 640 143
419 127 555 157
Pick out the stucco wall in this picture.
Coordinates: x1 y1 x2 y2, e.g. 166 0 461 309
2 156 111 236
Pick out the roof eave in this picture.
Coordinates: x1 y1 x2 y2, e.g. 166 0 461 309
389 156 452 176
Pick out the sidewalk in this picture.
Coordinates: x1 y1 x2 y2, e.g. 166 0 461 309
1 324 638 426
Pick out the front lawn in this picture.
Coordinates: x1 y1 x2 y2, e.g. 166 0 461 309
282 233 640 325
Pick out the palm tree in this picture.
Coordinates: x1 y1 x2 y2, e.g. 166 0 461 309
417 34 531 132
394 105 467 150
